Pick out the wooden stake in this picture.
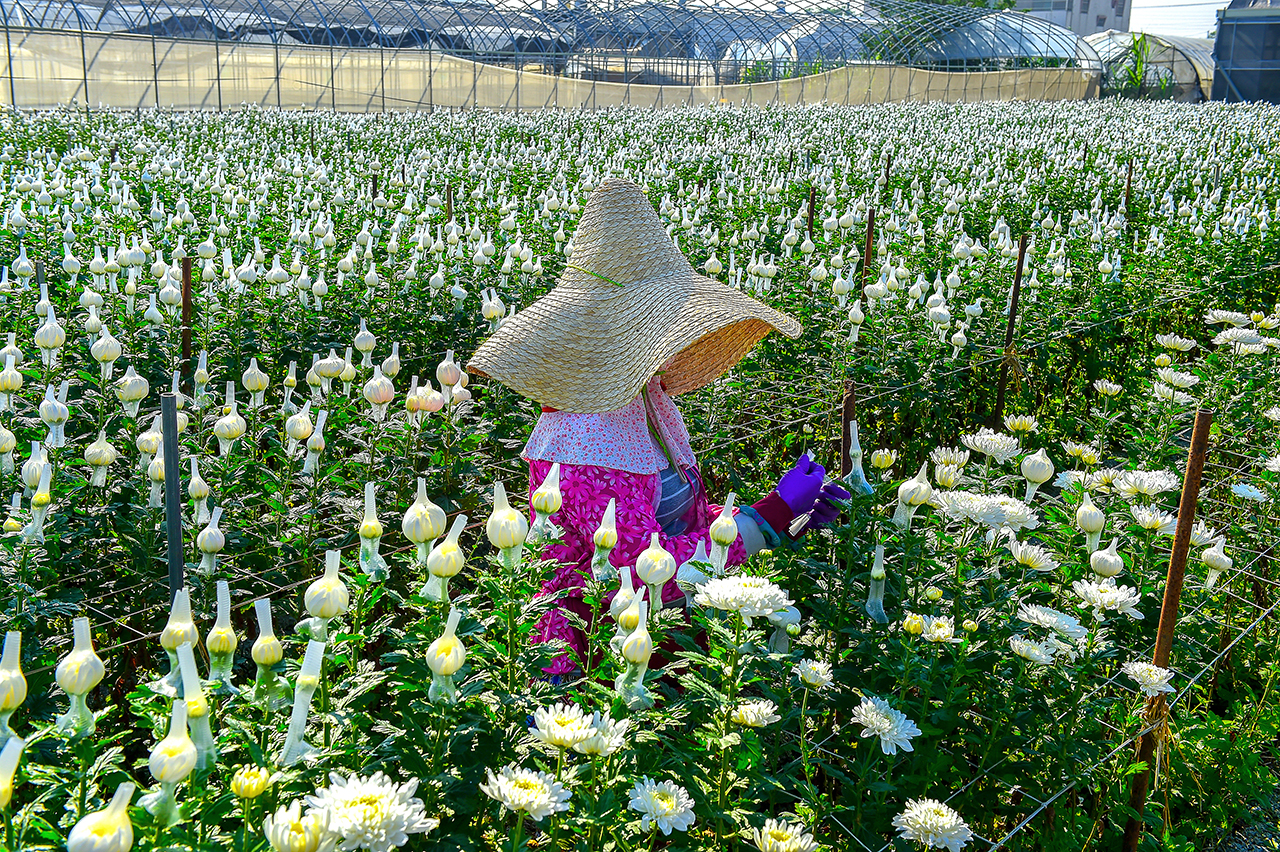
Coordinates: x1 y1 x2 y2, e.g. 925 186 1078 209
806 185 816 239
1125 160 1134 215
993 234 1028 426
1121 408 1213 852
862 207 875 288
839 381 857 476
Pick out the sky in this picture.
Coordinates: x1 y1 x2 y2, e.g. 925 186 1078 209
1128 0 1232 39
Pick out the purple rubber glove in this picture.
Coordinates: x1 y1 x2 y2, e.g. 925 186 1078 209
776 454 827 514
808 481 852 528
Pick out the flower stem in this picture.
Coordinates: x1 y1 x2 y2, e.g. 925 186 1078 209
511 811 525 852
799 688 813 789
716 616 744 847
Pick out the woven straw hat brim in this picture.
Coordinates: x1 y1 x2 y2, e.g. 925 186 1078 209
466 177 801 414
469 271 799 413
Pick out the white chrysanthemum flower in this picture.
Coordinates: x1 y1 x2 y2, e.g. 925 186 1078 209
628 778 696 835
850 695 921 755
1190 520 1221 547
694 575 793 626
1017 604 1087 641
1232 483 1268 502
752 818 818 852
1086 468 1124 492
1153 383 1196 405
1061 440 1101 465
264 801 335 852
479 765 571 822
531 702 593 750
1123 661 1175 697
1072 577 1144 621
1009 635 1056 666
1265 406 1280 423
1130 504 1177 535
1155 333 1197 352
572 712 630 757
892 798 974 851
1212 327 1263 346
1053 470 1087 491
929 446 970 468
1265 455 1280 473
793 658 834 691
305 772 437 852
1234 342 1269 355
1093 379 1123 398
1003 414 1038 434
1114 470 1181 499
1046 633 1091 663
960 428 1021 464
935 491 1039 534
921 615 962 644
732 699 781 728
1008 539 1058 572
1155 367 1199 389
1205 309 1251 327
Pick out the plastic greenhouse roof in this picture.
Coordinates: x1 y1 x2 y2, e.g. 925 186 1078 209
1083 29 1213 100
915 12 1096 64
0 0 1100 70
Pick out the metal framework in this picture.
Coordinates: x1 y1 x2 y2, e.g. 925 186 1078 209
0 0 1100 86
1085 29 1214 101
1212 0 1280 103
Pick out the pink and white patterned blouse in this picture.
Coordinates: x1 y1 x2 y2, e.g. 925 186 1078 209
523 381 748 674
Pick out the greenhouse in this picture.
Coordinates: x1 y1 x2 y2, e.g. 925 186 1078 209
1212 0 1280 103
0 0 1102 108
1084 29 1215 101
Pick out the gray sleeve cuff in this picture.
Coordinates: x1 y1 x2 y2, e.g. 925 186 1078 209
735 514 768 556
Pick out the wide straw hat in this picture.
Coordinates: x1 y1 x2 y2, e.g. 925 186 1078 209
466 178 801 413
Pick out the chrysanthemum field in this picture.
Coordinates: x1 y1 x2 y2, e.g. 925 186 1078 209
0 100 1279 852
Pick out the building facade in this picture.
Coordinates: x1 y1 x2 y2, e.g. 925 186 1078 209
1014 0 1132 38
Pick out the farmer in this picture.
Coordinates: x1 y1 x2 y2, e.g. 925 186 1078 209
467 178 847 676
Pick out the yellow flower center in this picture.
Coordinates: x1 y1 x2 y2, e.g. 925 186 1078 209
654 791 676 813
511 778 543 794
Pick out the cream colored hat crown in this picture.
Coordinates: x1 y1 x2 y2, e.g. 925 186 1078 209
467 178 801 413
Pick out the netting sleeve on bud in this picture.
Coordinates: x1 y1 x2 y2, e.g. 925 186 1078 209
251 599 287 710
0 734 25 806
176 643 216 770
892 463 932 531
528 462 562 547
486 481 528 569
23 463 53 544
423 514 467 601
303 410 328 475
866 543 889 624
846 421 874 497
0 631 26 745
194 350 209 407
55 617 103 739
155 589 196 696
197 506 225 574
358 482 387 581
590 499 618 582
615 600 654 711
426 608 465 705
280 639 326 767
206 580 238 695
708 492 737 576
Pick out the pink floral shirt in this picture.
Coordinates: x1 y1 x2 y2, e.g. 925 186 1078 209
527 458 747 674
